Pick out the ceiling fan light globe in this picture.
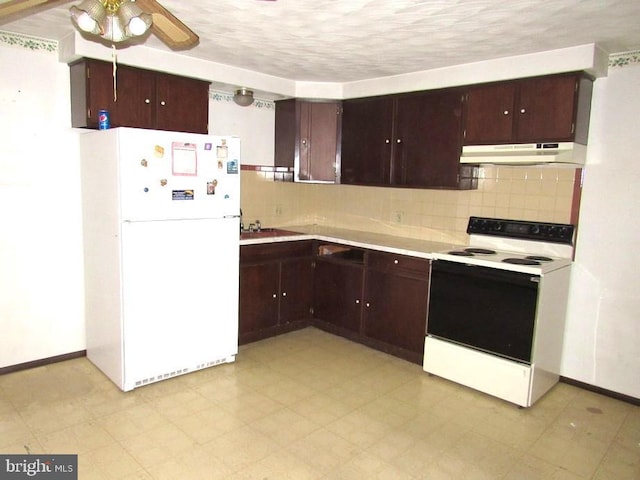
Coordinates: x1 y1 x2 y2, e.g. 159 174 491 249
127 15 151 36
118 1 152 37
70 1 106 34
75 12 98 32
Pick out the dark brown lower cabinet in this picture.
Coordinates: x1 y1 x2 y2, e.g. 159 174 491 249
239 241 314 344
239 262 280 336
313 258 365 334
363 265 429 356
313 245 430 364
239 240 430 363
280 257 315 324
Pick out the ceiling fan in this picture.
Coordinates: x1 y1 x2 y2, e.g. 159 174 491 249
0 0 199 50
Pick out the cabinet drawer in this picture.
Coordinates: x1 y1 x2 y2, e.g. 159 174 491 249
317 243 366 265
367 251 430 277
241 240 314 264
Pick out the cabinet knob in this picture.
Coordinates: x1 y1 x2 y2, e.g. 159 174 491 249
385 139 390 144
520 108 526 114
366 302 370 307
144 98 150 104
282 292 287 297
503 110 510 115
160 101 166 106
355 299 360 304
272 293 277 298
301 139 307 145
394 259 399 264
396 139 401 143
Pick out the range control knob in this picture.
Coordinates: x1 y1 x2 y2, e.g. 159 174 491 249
559 226 572 239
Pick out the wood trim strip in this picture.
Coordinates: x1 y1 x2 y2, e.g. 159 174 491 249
560 376 640 406
570 167 583 228
241 164 293 172
0 350 86 375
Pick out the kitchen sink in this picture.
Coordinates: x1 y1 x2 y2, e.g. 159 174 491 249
240 228 302 239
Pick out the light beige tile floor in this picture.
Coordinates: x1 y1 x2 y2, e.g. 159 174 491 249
1 327 638 479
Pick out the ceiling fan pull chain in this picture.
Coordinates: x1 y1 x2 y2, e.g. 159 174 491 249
112 44 118 102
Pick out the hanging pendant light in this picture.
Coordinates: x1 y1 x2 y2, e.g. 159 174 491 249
233 88 254 107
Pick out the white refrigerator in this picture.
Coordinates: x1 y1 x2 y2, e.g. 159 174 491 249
79 127 240 391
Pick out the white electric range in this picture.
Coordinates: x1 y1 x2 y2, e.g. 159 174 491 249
424 216 575 407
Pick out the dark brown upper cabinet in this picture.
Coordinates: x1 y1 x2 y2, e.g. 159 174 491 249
70 58 210 134
341 96 394 186
274 99 341 183
341 89 472 189
463 72 593 145
393 90 466 188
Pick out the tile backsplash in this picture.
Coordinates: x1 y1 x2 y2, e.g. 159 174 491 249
241 166 577 245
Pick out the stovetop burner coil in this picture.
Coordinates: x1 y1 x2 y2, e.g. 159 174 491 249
464 248 496 255
525 255 553 262
503 258 541 265
448 250 474 256
447 247 497 256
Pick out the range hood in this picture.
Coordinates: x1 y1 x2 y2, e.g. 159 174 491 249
460 142 586 166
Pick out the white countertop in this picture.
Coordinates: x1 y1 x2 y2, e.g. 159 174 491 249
239 224 463 260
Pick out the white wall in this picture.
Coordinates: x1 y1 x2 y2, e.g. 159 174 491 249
0 46 85 367
562 63 640 399
0 44 274 368
207 93 274 167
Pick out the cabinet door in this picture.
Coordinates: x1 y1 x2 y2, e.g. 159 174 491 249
394 91 464 188
155 73 209 134
515 75 578 142
279 258 314 324
341 97 394 185
274 99 296 169
364 270 428 354
314 260 364 333
298 101 340 182
113 66 154 129
239 263 280 335
70 59 116 128
463 82 516 145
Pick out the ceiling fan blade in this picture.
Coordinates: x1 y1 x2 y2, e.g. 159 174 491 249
134 0 198 50
0 0 68 20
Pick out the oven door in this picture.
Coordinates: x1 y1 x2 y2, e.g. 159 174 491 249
427 260 539 363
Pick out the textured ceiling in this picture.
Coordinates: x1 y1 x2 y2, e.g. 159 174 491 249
2 0 640 82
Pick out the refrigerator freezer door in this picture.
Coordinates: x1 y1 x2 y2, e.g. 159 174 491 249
119 217 239 390
82 128 240 221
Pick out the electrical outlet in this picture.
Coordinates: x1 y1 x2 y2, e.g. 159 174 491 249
394 211 404 224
